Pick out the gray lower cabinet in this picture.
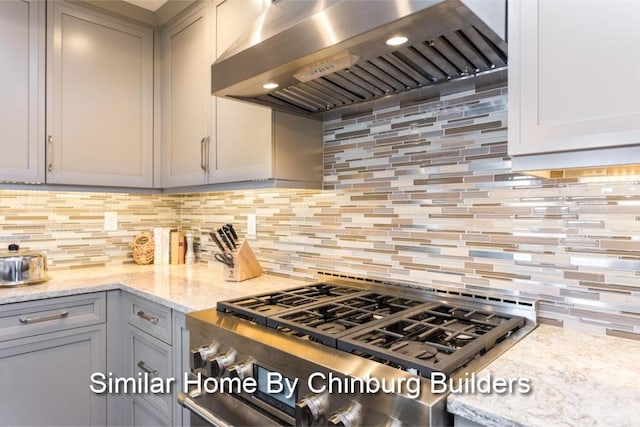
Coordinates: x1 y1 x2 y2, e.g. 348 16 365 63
115 292 188 426
0 291 188 426
0 293 107 426
172 311 190 426
127 324 173 418
131 395 172 426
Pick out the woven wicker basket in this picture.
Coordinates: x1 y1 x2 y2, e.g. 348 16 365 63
129 232 155 265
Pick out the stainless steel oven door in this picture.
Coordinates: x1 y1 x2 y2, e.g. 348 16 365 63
178 388 283 427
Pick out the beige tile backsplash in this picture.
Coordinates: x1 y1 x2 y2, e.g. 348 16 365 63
0 190 181 269
1 85 639 338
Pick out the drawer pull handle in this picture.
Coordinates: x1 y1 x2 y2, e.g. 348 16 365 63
137 361 159 376
137 310 159 324
19 310 69 325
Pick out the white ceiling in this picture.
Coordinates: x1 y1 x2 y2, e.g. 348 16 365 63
123 0 168 12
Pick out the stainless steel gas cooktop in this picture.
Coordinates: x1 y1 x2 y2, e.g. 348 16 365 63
217 280 527 379
182 277 537 426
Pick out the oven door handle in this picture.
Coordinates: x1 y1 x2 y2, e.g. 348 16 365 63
177 389 234 427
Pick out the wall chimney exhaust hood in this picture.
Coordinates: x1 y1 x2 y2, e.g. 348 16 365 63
211 0 507 117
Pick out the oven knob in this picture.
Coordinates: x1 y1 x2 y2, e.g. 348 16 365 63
327 402 362 427
295 392 329 427
228 358 255 380
190 341 220 369
207 349 237 377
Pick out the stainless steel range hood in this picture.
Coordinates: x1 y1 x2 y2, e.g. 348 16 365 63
211 0 507 117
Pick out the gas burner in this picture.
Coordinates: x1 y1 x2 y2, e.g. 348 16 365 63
391 340 438 359
443 323 478 344
317 322 347 334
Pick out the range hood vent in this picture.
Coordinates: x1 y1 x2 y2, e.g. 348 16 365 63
212 0 507 117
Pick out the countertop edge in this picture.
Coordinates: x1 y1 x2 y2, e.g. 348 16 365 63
447 393 522 427
0 264 309 313
0 282 196 312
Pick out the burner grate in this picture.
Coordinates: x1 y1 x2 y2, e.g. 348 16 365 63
266 293 426 346
216 278 530 379
337 303 525 378
216 283 362 324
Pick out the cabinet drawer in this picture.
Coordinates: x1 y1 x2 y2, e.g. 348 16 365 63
0 292 106 342
131 395 171 427
124 293 172 344
127 325 173 419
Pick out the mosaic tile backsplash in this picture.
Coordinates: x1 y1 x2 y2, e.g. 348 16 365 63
0 191 180 269
2 85 639 338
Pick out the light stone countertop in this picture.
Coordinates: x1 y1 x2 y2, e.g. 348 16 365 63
0 263 308 312
6 266 640 427
447 324 640 427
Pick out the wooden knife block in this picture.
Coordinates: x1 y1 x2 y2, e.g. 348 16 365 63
223 240 263 282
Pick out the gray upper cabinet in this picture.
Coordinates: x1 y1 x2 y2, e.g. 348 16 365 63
1 0 321 190
211 0 274 184
0 0 45 183
159 2 210 187
508 0 640 158
47 1 154 187
211 0 323 187
159 0 323 189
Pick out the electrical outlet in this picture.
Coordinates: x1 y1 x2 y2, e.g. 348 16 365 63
104 212 118 232
247 213 256 238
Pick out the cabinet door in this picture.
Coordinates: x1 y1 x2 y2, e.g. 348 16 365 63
160 3 210 187
0 0 44 183
47 2 154 187
130 396 171 427
126 325 173 419
172 311 190 426
0 325 106 426
508 0 640 156
211 0 273 183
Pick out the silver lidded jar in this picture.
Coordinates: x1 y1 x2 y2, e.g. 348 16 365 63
0 244 49 287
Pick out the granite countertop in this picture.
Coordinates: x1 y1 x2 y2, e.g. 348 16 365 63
6 266 640 426
0 263 308 312
447 324 640 427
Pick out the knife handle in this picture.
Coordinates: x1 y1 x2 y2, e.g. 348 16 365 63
227 224 238 241
221 225 237 248
217 229 234 251
209 232 225 252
